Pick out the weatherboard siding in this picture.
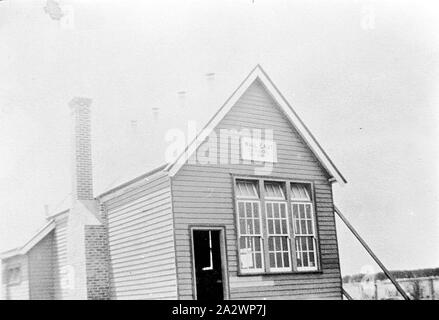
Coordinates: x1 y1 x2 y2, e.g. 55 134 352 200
53 216 68 299
28 232 54 299
1 255 30 300
171 79 342 299
104 173 178 300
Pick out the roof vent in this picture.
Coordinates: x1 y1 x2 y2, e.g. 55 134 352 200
130 120 138 133
205 72 215 81
152 107 160 120
177 91 186 108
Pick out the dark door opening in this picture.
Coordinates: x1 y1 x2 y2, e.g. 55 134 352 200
193 230 224 301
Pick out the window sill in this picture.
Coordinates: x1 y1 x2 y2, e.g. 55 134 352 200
238 270 322 277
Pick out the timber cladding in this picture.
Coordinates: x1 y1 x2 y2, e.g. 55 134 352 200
103 172 178 299
1 255 30 300
28 231 54 299
0 67 345 300
53 216 68 299
171 80 342 299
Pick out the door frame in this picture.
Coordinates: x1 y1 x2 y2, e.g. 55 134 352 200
189 225 230 300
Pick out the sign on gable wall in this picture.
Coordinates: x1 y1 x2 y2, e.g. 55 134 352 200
241 137 278 163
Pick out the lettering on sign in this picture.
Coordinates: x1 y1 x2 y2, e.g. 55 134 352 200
241 137 277 163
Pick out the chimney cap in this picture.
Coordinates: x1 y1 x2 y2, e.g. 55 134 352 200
69 97 92 109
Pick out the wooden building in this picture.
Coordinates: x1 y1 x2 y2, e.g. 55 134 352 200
1 65 346 300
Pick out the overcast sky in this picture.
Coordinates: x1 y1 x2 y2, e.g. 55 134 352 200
0 0 438 278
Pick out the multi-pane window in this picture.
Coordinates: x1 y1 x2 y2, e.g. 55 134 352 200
291 183 318 271
236 180 264 273
235 180 259 199
235 178 319 274
264 182 291 271
264 181 285 200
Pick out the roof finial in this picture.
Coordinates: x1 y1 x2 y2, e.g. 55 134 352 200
44 204 50 219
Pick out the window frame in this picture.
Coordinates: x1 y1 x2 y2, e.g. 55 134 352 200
235 179 265 274
263 181 286 201
233 175 321 275
263 179 291 272
235 179 260 199
6 265 22 285
291 200 319 271
265 200 292 272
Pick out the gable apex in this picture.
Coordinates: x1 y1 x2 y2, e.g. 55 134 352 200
165 65 346 185
0 220 56 259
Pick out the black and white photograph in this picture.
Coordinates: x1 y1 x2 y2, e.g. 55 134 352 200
0 0 438 304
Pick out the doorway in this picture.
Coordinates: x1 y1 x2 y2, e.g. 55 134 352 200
192 229 226 300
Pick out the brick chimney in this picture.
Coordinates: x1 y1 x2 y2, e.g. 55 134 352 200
66 97 110 300
69 97 94 201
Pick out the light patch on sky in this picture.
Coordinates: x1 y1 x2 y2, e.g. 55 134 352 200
0 0 438 279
